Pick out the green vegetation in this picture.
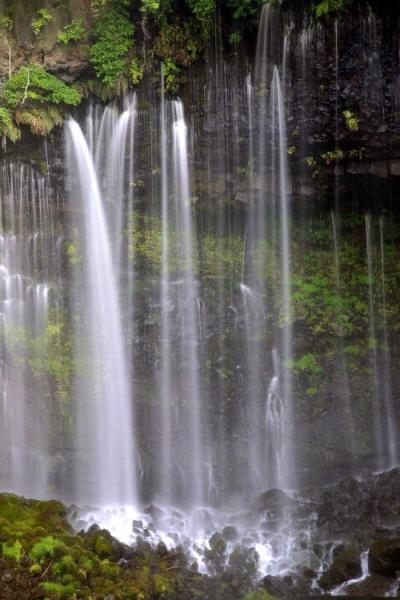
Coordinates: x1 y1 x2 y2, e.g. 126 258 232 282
188 0 216 23
0 0 356 138
57 18 87 45
314 0 346 18
31 8 53 36
2 540 23 563
3 65 81 108
0 107 20 143
0 64 81 138
343 110 359 132
0 493 278 599
89 4 134 87
244 590 277 600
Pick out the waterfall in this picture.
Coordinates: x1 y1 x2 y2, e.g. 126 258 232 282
239 3 294 493
331 212 354 458
365 214 383 470
159 77 173 503
0 162 58 498
379 217 398 467
265 349 284 489
66 118 137 505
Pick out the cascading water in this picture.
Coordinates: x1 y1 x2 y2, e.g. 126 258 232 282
157 99 204 506
365 214 399 471
331 212 354 458
365 214 383 470
379 217 398 467
66 117 136 505
1 2 400 592
240 2 294 493
0 162 59 498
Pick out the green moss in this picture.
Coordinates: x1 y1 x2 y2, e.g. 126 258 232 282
40 581 80 598
29 535 63 564
29 563 42 575
2 540 23 562
94 534 113 558
243 591 277 600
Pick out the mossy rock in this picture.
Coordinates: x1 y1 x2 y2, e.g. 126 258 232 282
0 492 287 599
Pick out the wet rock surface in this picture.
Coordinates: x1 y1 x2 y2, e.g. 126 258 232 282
369 536 400 577
318 546 362 590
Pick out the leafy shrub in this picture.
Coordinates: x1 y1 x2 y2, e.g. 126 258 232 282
315 0 345 18
0 14 13 35
227 0 266 20
162 58 180 94
2 64 81 108
31 8 53 36
57 18 87 44
141 0 160 13
0 64 81 135
130 57 143 85
89 6 134 86
188 0 215 23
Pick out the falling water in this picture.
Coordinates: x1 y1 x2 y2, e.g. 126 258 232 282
265 349 284 489
239 3 294 493
159 77 173 503
66 119 136 505
0 162 58 498
172 101 204 504
272 64 294 489
379 217 398 467
365 214 383 470
158 100 204 506
331 212 354 458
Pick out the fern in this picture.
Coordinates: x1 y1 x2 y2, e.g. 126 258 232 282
15 106 65 135
0 107 21 142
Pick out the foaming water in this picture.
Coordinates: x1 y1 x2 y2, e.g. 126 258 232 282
331 551 369 595
70 498 316 577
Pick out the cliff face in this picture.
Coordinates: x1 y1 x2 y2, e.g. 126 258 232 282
0 0 90 82
0 2 400 492
1 2 400 191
